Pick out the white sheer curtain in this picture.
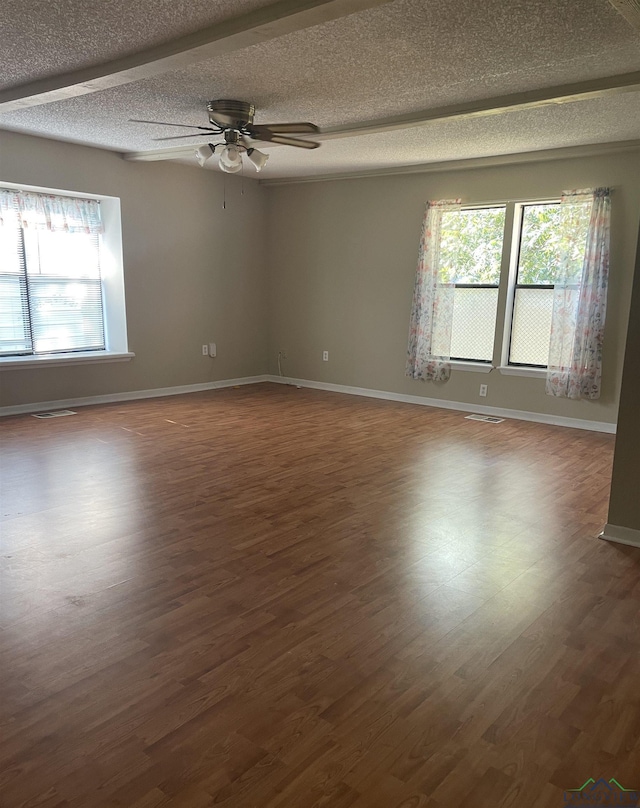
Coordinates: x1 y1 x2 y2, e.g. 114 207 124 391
406 199 461 382
0 188 103 234
546 188 611 399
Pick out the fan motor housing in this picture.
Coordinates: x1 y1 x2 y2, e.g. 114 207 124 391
207 100 255 129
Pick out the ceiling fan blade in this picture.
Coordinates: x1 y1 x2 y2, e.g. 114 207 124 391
245 126 320 149
130 118 218 132
267 134 320 149
259 122 320 134
247 123 319 140
152 133 216 141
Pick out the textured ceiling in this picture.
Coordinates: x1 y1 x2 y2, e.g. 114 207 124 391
172 0 640 128
1 0 639 178
0 0 277 89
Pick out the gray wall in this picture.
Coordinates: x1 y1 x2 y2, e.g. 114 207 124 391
266 149 640 426
608 223 640 531
1 132 639 435
0 130 268 408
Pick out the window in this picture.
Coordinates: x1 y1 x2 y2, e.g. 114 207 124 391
0 184 130 366
435 206 505 362
1 226 105 356
508 201 591 367
407 189 609 397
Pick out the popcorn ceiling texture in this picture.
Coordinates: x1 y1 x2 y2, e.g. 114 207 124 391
0 0 639 177
0 0 277 89
184 0 640 127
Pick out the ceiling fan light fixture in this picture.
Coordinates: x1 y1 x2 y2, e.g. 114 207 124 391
219 161 242 174
246 148 269 172
195 143 215 166
218 145 243 173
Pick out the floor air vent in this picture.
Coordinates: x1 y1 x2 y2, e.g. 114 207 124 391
32 410 77 419
465 414 505 424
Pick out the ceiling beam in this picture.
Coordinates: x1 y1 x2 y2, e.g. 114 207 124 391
123 70 640 162
608 0 640 31
318 71 640 140
259 140 640 186
0 0 393 112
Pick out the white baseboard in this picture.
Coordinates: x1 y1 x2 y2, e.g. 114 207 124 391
2 374 618 435
0 375 269 417
600 523 640 548
266 375 616 434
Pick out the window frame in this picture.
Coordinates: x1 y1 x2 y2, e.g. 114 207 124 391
497 198 566 377
0 181 133 370
441 204 506 366
424 195 591 378
504 200 561 370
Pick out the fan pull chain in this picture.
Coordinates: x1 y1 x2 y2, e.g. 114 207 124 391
222 173 226 210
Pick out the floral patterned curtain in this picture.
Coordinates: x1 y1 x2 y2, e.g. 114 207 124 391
0 189 17 227
546 188 611 400
0 188 103 234
406 199 461 382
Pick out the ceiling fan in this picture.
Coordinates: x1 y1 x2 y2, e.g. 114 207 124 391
131 100 321 173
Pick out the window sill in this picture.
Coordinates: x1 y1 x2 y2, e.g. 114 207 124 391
497 365 547 379
450 361 493 374
0 351 135 370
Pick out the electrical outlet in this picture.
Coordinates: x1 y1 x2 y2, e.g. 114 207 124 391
209 342 216 357
202 344 209 356
479 384 488 397
279 351 287 360
322 350 329 361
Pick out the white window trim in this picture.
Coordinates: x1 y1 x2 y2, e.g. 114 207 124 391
450 360 493 373
0 351 134 370
497 365 546 379
0 180 130 367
